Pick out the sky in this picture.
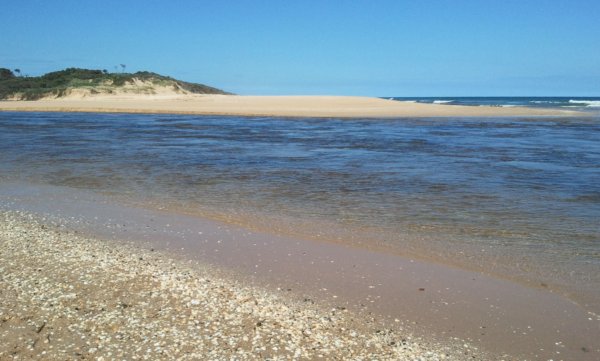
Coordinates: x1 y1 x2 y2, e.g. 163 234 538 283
1 0 599 96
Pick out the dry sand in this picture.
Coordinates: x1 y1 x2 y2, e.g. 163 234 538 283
0 94 584 118
0 211 484 360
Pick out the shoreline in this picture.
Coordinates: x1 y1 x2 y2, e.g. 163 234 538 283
1 182 598 360
0 94 587 118
1 210 481 360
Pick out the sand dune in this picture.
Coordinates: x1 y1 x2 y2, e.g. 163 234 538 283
0 94 584 118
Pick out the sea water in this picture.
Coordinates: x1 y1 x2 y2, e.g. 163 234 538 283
0 109 599 312
387 96 600 109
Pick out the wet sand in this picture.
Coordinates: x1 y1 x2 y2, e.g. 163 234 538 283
1 211 483 360
1 182 598 360
0 95 585 118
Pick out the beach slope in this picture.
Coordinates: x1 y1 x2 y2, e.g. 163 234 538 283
0 211 481 360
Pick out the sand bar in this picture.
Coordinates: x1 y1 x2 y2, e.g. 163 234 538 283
0 94 586 118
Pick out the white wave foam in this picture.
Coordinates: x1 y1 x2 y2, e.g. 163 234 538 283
433 100 453 104
569 99 600 107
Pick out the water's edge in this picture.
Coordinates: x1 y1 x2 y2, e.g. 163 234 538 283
1 111 598 315
1 182 598 360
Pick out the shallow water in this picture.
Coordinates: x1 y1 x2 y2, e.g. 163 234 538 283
1 111 599 310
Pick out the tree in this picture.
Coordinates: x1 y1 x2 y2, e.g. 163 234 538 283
102 69 108 74
120 64 126 73
14 68 21 77
0 68 15 80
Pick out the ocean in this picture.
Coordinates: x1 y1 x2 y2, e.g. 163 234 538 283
387 96 600 110
0 103 599 313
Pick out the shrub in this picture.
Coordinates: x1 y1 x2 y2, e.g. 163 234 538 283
0 67 230 100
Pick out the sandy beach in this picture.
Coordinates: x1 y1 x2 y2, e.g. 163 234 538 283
0 94 585 118
0 210 484 360
1 182 598 360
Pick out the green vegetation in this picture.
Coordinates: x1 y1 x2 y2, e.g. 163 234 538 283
0 68 16 80
0 67 230 100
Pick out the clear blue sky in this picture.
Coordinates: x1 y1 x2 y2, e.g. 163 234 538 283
1 0 599 96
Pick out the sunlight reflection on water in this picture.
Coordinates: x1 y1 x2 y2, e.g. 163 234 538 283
1 111 599 306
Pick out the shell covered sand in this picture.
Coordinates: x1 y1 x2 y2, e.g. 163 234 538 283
0 211 488 360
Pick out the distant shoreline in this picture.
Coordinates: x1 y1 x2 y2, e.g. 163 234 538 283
0 94 587 118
